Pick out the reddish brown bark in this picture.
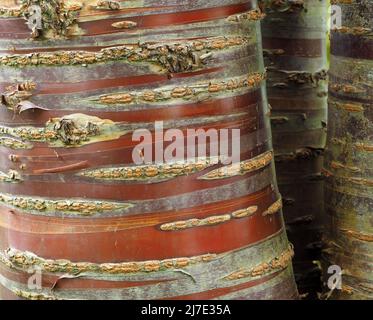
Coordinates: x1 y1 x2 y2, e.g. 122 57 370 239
0 0 297 300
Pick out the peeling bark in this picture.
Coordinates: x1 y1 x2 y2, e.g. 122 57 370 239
0 0 298 300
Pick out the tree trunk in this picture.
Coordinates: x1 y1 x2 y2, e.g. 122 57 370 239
0 0 298 299
322 0 373 300
259 0 329 297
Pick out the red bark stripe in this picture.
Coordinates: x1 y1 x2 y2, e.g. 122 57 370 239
0 67 223 95
1 115 259 156
80 2 254 36
0 90 263 125
0 3 253 39
0 185 276 232
0 214 283 262
1 165 271 201
4 142 268 177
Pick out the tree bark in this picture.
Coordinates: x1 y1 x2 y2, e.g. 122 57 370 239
259 0 329 297
0 0 298 299
323 0 372 300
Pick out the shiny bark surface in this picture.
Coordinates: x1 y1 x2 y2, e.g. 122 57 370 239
0 0 297 299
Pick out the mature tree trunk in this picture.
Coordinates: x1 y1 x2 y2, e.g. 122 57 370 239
322 0 373 300
0 0 297 299
259 0 329 297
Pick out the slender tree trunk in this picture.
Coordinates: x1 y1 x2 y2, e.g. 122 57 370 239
0 0 298 299
259 0 329 297
322 0 373 300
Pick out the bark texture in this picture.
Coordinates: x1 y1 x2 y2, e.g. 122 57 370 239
259 0 329 297
323 0 373 300
0 0 298 299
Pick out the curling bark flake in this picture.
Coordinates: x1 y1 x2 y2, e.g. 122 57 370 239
259 0 329 297
323 0 373 300
0 0 298 300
